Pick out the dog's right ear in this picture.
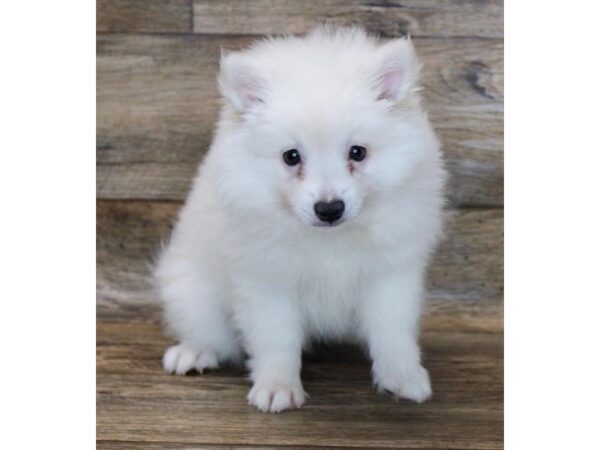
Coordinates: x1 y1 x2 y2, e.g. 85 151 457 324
218 51 265 111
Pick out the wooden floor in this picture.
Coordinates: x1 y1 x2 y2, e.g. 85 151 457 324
97 1 503 448
97 321 502 449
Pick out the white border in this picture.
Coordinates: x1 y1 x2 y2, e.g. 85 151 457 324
1 0 600 448
506 1 600 448
0 2 96 448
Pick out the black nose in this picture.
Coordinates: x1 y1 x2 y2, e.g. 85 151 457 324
314 200 345 223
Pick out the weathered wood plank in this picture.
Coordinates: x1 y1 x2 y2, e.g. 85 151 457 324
96 200 503 329
193 0 503 39
98 444 264 450
97 34 503 206
97 322 502 375
97 321 503 448
98 444 317 450
97 0 192 33
95 299 503 334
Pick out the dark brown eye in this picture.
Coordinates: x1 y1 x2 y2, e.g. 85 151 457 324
283 149 301 166
349 145 367 162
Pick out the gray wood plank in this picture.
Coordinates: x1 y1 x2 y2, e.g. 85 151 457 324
97 0 192 33
193 0 503 39
96 35 503 206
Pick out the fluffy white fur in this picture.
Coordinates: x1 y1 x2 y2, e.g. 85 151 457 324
155 26 445 413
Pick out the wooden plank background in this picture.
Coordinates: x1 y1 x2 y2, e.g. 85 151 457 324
97 1 503 448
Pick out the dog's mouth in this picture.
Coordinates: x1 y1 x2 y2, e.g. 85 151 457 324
311 218 345 228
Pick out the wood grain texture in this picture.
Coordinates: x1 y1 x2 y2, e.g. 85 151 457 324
193 0 503 39
97 321 503 448
97 34 503 206
97 200 503 330
98 444 321 450
97 0 192 33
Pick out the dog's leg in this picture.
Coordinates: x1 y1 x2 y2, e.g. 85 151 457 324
361 269 432 403
157 256 243 375
235 281 306 413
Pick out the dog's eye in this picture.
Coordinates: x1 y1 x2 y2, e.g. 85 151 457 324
283 149 301 166
349 145 367 162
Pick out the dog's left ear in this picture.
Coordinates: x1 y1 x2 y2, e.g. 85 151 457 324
373 37 419 102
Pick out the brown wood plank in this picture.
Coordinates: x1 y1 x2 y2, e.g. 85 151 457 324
97 0 192 33
193 0 503 39
97 321 503 448
96 35 503 206
96 200 503 329
95 299 503 335
98 444 318 449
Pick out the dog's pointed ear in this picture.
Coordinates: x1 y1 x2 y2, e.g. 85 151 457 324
218 51 265 111
373 37 419 102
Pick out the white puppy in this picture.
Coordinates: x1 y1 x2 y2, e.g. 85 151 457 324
156 26 445 413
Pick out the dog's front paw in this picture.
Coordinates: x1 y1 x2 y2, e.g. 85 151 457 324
247 381 306 413
162 344 218 375
374 363 432 403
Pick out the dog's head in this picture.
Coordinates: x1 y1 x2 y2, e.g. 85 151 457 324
213 27 436 229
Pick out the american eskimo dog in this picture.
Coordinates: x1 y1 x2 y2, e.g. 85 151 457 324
156 26 445 412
